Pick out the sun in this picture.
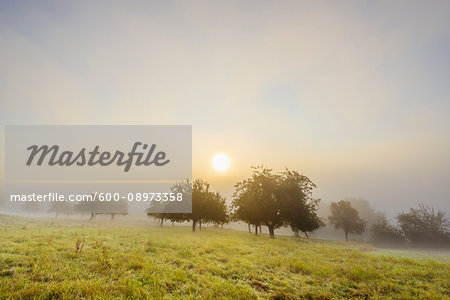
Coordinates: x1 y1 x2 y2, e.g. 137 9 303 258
212 153 230 172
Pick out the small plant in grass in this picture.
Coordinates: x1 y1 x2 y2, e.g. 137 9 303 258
75 237 85 254
146 240 157 253
97 245 112 268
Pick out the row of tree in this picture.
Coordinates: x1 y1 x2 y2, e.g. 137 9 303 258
147 166 449 247
30 165 448 247
149 166 323 238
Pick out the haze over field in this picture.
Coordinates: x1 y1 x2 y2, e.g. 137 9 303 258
1 1 450 215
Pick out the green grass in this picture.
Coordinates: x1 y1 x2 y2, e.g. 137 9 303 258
0 215 449 299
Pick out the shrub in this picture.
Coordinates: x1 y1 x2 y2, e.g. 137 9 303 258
370 216 405 248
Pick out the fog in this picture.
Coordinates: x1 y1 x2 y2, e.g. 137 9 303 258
1 1 450 216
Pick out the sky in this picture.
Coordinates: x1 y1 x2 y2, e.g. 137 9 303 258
0 0 449 216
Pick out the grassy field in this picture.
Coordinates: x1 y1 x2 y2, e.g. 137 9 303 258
0 215 449 299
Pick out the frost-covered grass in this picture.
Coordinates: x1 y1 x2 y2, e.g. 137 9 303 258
0 215 449 299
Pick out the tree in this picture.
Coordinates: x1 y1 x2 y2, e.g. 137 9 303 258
74 194 128 221
180 179 229 231
370 216 405 248
188 179 210 231
230 187 262 236
345 198 384 237
167 213 187 226
396 204 450 248
329 200 366 242
207 192 229 227
232 166 281 238
146 180 192 226
277 169 323 237
232 166 321 239
146 179 228 231
146 210 171 227
288 199 324 238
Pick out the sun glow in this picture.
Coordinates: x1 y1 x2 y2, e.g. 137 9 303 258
212 153 230 172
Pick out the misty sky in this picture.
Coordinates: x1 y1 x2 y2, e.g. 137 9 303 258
1 1 449 216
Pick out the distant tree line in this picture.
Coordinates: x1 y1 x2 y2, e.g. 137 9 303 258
44 195 128 221
371 204 450 248
323 199 449 248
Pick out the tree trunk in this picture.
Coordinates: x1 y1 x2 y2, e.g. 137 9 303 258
111 213 115 221
304 231 309 238
259 225 262 234
199 220 202 230
268 225 275 239
172 221 174 227
255 225 258 236
248 223 251 233
345 230 349 242
160 218 164 227
192 220 197 232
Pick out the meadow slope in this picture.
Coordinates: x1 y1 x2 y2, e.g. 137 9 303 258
0 215 449 299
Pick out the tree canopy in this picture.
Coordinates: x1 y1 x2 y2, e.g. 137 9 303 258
370 216 406 248
147 179 229 231
232 166 322 238
396 204 450 248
